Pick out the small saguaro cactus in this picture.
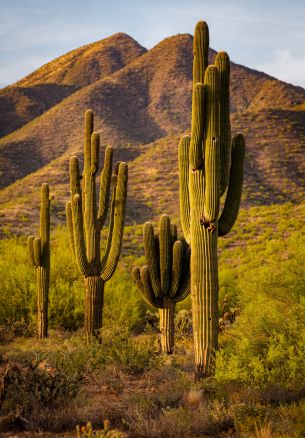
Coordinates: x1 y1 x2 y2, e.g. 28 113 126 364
28 183 51 339
178 21 245 379
66 109 128 340
132 215 190 354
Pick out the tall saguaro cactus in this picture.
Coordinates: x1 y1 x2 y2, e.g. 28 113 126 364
66 110 128 339
178 21 245 379
132 215 190 354
28 183 51 339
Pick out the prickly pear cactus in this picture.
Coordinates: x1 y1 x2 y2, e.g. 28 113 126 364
66 110 128 340
178 21 245 379
132 215 190 353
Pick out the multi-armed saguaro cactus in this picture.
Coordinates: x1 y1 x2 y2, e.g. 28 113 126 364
132 215 190 354
66 110 128 339
178 21 245 379
28 183 51 339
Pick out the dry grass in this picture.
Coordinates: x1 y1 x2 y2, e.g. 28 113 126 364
1 332 305 437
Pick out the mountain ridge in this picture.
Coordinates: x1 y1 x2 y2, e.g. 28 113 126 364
0 31 304 237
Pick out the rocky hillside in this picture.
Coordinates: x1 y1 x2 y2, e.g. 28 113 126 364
0 32 304 236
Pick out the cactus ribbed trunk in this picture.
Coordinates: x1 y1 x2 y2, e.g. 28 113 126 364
28 183 51 339
159 297 175 354
66 110 128 342
190 167 219 379
178 21 245 379
37 266 49 339
84 276 104 339
191 225 218 378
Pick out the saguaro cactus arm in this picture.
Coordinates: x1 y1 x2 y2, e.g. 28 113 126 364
69 156 89 277
178 135 191 244
84 110 94 184
218 133 245 236
203 66 220 226
193 21 209 85
173 247 191 302
143 222 163 297
101 162 128 281
159 214 172 296
84 132 100 265
33 238 42 266
169 240 183 298
101 173 117 268
66 201 75 258
215 51 231 195
132 267 162 308
190 84 205 170
98 146 113 228
40 183 50 251
27 236 36 266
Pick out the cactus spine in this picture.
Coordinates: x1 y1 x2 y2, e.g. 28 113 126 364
132 215 190 354
28 183 51 339
66 110 128 339
178 21 245 379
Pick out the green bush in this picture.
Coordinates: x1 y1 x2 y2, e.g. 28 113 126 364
215 231 305 389
0 227 147 333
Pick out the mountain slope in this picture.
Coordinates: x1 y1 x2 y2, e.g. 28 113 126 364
0 32 304 237
0 33 146 138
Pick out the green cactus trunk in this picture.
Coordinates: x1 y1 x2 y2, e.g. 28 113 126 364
159 297 175 354
36 266 49 338
178 21 245 379
84 277 105 339
191 226 218 376
27 183 51 339
66 110 128 340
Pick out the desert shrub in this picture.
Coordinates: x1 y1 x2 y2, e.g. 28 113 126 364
175 310 192 339
83 327 160 375
0 237 34 324
0 351 82 415
215 231 305 389
103 261 147 333
0 227 147 333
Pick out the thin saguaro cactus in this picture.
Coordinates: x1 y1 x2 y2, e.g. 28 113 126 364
132 215 190 353
178 21 245 379
66 110 128 339
28 183 51 338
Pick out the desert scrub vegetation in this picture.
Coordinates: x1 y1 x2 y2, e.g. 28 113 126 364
0 204 305 435
215 231 305 390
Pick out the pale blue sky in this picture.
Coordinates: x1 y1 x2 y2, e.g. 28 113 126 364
1 0 305 88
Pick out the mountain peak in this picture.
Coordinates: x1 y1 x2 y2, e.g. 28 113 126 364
0 30 305 236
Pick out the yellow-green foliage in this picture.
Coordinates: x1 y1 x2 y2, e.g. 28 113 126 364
1 201 305 393
0 227 146 332
0 236 34 323
215 231 305 389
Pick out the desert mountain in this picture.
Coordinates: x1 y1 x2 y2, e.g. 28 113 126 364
0 32 304 236
0 33 146 138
